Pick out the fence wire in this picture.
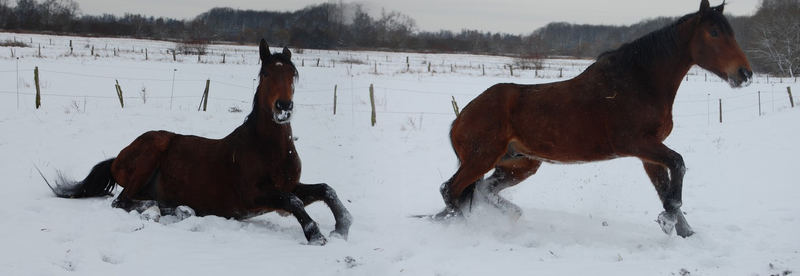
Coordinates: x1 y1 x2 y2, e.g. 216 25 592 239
1 63 796 124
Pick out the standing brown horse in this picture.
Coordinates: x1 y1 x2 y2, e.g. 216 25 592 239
43 39 351 245
436 0 752 238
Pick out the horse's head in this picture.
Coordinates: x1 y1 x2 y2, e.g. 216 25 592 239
688 0 752 88
257 39 297 124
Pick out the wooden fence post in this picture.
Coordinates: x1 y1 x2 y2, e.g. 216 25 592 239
145 48 148 60
509 65 513 76
198 79 210 111
114 80 124 108
718 98 722 123
91 45 94 56
482 64 485 76
316 58 320 67
203 79 210 111
172 50 176 61
333 85 338 115
451 96 460 116
788 86 795 108
38 44 41 57
370 84 376 126
69 40 73 55
34 66 41 109
758 91 762 116
428 62 431 72
222 53 226 64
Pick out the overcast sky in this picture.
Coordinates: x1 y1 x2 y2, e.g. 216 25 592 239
73 0 761 34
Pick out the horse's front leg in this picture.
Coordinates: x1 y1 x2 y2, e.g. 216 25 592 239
257 192 327 245
635 143 694 238
294 183 352 240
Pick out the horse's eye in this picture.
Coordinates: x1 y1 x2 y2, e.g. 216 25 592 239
709 29 719 37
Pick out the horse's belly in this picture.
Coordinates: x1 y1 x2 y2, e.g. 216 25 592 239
155 169 246 217
512 130 618 163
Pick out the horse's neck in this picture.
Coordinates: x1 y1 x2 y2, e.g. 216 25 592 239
647 52 693 103
230 115 292 148
631 31 695 106
254 118 292 145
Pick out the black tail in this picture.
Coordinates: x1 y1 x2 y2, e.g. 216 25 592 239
38 158 117 198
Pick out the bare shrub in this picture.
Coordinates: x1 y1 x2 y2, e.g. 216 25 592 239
339 57 367 65
0 40 30 47
513 54 545 70
176 40 209 55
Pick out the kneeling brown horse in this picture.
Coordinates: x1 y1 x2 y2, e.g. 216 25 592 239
438 0 752 238
44 39 351 245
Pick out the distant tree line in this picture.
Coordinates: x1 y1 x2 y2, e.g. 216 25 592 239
1 0 797 76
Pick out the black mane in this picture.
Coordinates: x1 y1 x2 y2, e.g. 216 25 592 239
596 5 732 69
245 51 298 124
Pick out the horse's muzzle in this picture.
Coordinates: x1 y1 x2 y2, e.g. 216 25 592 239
728 67 753 88
273 100 294 124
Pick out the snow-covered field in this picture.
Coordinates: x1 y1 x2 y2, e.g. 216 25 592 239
1 32 798 275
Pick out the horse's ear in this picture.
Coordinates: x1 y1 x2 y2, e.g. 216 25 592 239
282 47 291 59
259 39 270 62
699 0 710 11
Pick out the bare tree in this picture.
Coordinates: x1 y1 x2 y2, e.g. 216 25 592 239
750 0 800 77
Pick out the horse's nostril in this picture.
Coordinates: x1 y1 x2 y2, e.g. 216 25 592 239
275 100 294 111
739 67 753 79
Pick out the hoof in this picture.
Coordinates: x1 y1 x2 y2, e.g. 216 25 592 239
499 203 523 222
141 205 162 222
329 230 348 241
657 211 677 235
658 210 695 238
675 211 695 238
332 212 352 240
676 225 695 238
175 206 195 221
308 233 327 246
432 207 463 221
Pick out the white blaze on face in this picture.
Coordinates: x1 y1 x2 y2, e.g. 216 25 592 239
275 62 284 66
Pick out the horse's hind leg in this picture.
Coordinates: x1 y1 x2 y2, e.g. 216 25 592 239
636 144 694 238
439 136 510 219
293 183 353 240
476 156 542 220
110 131 173 210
